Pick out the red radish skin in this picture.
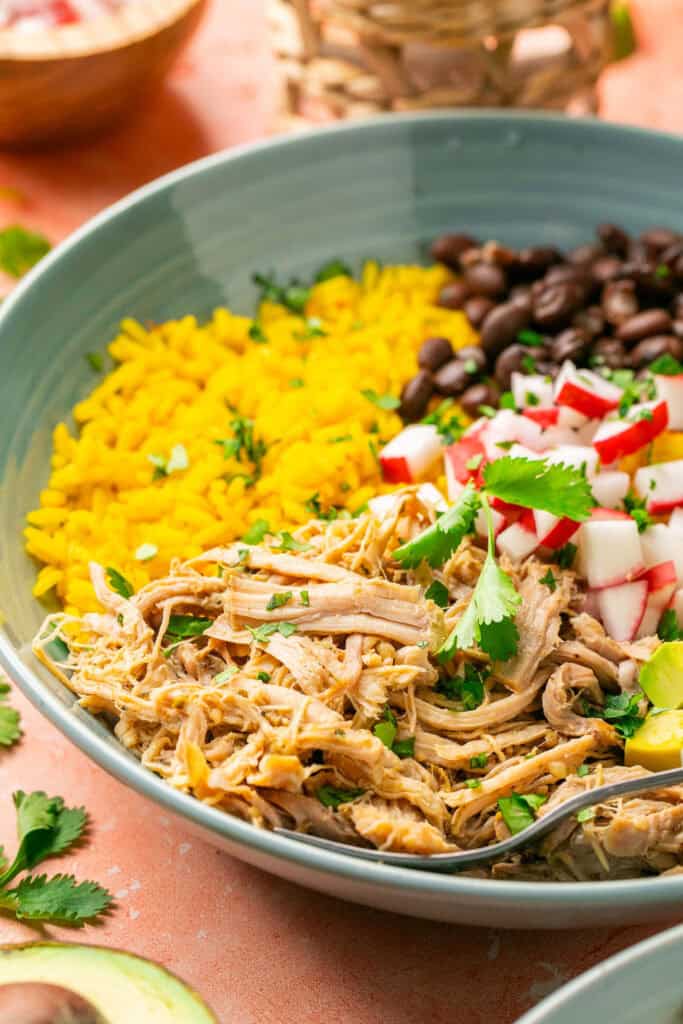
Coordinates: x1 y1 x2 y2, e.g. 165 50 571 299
591 470 631 509
522 407 559 429
533 510 580 548
496 509 539 561
597 580 648 642
554 365 622 419
443 435 487 487
577 517 644 588
592 400 668 463
380 425 441 484
635 460 683 515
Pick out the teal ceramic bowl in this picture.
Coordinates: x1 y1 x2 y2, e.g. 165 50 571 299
1 112 683 929
516 923 683 1023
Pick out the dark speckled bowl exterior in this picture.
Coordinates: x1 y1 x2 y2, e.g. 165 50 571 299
1 113 682 928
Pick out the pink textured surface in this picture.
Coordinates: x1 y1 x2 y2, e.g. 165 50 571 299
0 2 682 1021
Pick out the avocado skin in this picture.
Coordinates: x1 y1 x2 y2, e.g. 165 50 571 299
0 943 216 1024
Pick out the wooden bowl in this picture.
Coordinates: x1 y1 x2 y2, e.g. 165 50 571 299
0 0 207 146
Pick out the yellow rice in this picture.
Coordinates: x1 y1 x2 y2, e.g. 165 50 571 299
25 261 478 616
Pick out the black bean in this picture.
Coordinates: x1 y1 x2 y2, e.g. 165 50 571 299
660 241 683 268
672 320 683 340
590 337 627 369
568 243 604 265
591 256 622 285
514 246 562 276
534 360 560 379
602 279 638 325
629 335 683 368
616 309 673 344
672 294 683 320
430 233 479 269
433 360 470 397
573 305 605 339
460 381 500 418
457 346 487 374
597 223 629 255
463 262 507 299
508 284 533 313
551 327 591 364
418 336 454 372
545 263 590 288
463 295 495 329
437 280 470 310
494 344 530 389
640 227 681 255
399 371 433 421
480 241 516 266
532 282 584 330
480 301 531 356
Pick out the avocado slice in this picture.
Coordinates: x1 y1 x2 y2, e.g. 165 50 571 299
0 943 216 1024
625 710 683 771
639 641 683 709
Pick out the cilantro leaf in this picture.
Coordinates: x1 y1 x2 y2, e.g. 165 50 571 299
273 532 310 552
165 615 212 641
421 399 465 445
361 389 400 411
440 500 521 661
242 518 270 544
424 580 449 608
0 793 86 888
498 792 548 835
540 569 557 592
0 225 50 278
105 567 134 600
658 608 683 642
248 622 298 643
316 786 364 809
517 329 546 347
266 591 293 611
584 689 645 739
1 873 111 924
315 259 352 283
248 322 268 344
437 664 486 709
253 272 310 313
373 706 397 748
556 542 577 570
393 482 480 568
392 737 415 759
577 806 595 823
85 352 104 372
0 683 20 748
623 491 652 533
483 456 594 521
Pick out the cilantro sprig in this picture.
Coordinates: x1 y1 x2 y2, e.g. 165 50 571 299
0 792 111 925
483 457 595 522
0 681 21 748
498 792 548 835
394 481 480 568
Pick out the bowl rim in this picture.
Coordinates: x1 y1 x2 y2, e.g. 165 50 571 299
515 922 683 1022
2 109 683 910
0 0 204 61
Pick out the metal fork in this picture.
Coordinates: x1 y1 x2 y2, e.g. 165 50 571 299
275 766 683 872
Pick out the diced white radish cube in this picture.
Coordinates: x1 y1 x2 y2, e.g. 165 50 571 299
597 580 648 642
546 444 599 480
496 510 539 561
640 560 677 608
634 460 683 515
533 509 580 549
654 374 683 431
576 518 644 589
554 362 622 419
443 432 487 491
641 524 683 584
511 373 554 410
483 410 545 461
591 470 631 509
592 400 668 464
416 483 448 514
534 425 580 448
636 603 662 640
669 507 683 530
522 406 559 429
368 494 400 519
380 425 441 484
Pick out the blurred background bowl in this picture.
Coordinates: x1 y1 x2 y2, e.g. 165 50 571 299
0 0 207 146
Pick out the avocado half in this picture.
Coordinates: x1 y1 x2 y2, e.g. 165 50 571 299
0 943 216 1023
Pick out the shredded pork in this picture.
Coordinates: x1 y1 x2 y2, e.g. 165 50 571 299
35 488 680 877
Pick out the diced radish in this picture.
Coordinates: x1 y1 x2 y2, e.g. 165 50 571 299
475 506 506 539
635 563 676 638
443 434 487 490
592 400 668 464
641 524 683 584
416 483 448 514
588 507 631 521
496 509 539 561
533 509 580 548
635 603 662 640
597 580 648 642
576 517 644 588
634 460 683 515
672 588 683 627
523 406 559 429
535 425 581 448
669 507 683 530
591 470 631 509
511 373 554 411
654 374 683 431
554 362 622 419
483 410 545 461
380 425 441 483
546 444 599 480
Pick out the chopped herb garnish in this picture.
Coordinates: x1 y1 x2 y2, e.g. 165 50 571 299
540 569 557 592
266 591 293 611
496 440 515 451
85 352 104 372
105 567 134 600
392 737 415 759
315 259 352 283
273 531 310 552
466 454 483 471
654 264 671 279
464 359 478 375
499 391 517 410
658 608 683 642
623 491 652 533
361 389 400 411
439 499 521 663
479 404 497 418
148 443 189 480
584 689 645 739
0 682 21 748
257 671 271 682
248 622 298 643
465 778 482 789
305 493 346 520
498 792 548 835
525 391 540 406
556 542 577 570
134 543 158 562
421 399 465 445
437 664 487 709
165 615 212 642
521 356 537 374
0 225 50 278
518 329 546 347
316 785 364 809
577 806 595 823
297 317 326 339
373 706 397 749
650 353 683 376
215 667 239 683
242 519 270 544
300 589 310 607
469 753 488 770
253 272 310 314
576 763 590 778
425 579 449 608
